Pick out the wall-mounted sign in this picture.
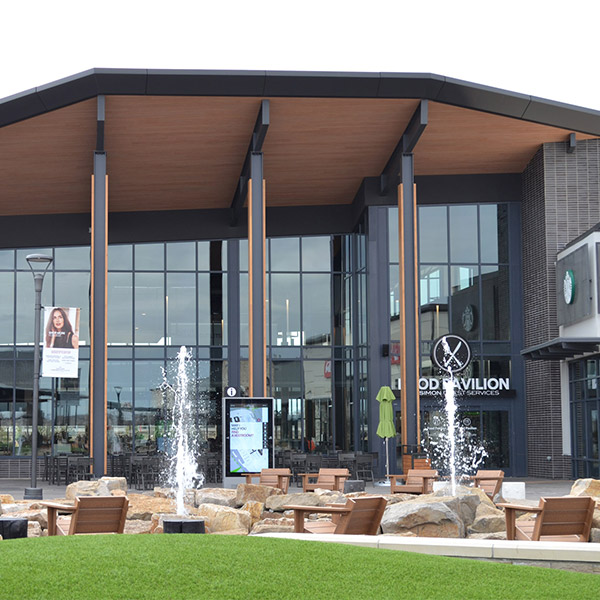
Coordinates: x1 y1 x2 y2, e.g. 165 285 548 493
563 269 575 304
461 304 477 332
431 334 471 374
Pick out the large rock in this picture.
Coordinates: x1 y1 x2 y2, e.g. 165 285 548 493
28 521 43 537
235 483 282 506
590 528 600 543
240 501 264 525
127 493 177 520
124 519 154 534
467 502 506 535
431 485 494 527
66 480 111 500
381 499 465 537
250 518 294 535
265 491 344 512
570 479 600 500
100 477 128 493
195 488 237 508
593 508 600 529
9 509 48 529
194 503 252 533
0 494 14 504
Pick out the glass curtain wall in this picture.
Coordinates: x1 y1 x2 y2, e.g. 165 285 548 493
0 247 90 458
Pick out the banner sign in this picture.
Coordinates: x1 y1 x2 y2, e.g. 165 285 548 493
42 307 80 378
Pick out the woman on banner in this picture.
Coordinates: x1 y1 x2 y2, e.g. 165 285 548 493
45 307 79 349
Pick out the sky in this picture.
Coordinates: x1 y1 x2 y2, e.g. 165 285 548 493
2 1 599 111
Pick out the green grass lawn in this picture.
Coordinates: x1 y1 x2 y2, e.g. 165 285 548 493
0 534 595 600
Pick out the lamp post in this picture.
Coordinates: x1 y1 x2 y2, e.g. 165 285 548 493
24 253 53 500
114 386 123 422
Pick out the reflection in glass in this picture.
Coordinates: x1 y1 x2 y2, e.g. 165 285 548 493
333 273 352 346
334 360 354 451
135 273 164 345
419 206 448 263
388 207 399 263
271 360 302 450
54 246 90 270
167 242 196 271
167 272 196 346
420 266 449 341
0 360 13 455
270 238 299 271
270 273 300 346
450 266 479 341
108 245 133 271
16 271 53 345
0 272 14 345
135 244 164 271
304 360 332 452
0 250 14 269
134 361 164 453
54 364 89 455
302 237 330 271
107 361 133 454
481 265 510 340
302 274 331 345
108 273 133 345
449 205 478 263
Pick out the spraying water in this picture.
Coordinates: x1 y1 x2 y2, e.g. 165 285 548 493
423 336 487 495
161 346 204 515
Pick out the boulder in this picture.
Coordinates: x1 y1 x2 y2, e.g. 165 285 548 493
154 487 173 498
381 499 465 538
28 521 43 537
250 518 294 535
66 480 111 500
235 483 282 506
570 478 600 500
240 501 264 525
127 493 177 520
195 488 237 508
124 519 154 534
99 477 128 493
10 509 48 529
467 531 507 540
590 528 600 543
593 508 600 529
467 502 506 535
431 485 494 527
0 494 14 504
194 503 252 533
211 529 250 535
265 491 343 512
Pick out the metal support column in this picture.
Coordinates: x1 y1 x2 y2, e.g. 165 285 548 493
227 239 241 390
398 153 420 448
91 96 108 477
248 152 266 396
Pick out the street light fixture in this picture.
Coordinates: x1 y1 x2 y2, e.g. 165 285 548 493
114 386 123 422
24 253 53 500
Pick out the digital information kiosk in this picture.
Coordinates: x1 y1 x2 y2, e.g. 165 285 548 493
221 395 274 489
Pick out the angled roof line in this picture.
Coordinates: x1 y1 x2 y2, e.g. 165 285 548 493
0 68 599 135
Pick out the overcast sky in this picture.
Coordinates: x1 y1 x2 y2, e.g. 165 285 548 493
2 1 599 111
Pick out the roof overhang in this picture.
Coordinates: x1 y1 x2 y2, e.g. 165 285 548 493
521 338 600 361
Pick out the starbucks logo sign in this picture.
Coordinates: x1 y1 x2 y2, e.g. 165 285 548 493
563 269 575 305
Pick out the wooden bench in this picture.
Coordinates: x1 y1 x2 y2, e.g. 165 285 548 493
470 469 504 499
299 468 350 492
284 496 387 534
388 469 438 494
42 496 129 536
243 468 292 493
498 496 595 542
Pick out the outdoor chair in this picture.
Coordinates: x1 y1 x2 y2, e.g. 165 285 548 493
42 496 129 536
470 469 504 499
243 468 292 493
388 469 438 494
284 496 387 535
355 454 374 482
498 496 595 542
299 468 350 492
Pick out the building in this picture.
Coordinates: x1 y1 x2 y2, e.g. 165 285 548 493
1 69 599 479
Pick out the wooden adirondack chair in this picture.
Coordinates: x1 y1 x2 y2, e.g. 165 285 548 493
388 469 438 494
299 468 350 492
498 496 595 542
42 496 129 536
284 496 387 534
470 470 504 499
243 468 292 493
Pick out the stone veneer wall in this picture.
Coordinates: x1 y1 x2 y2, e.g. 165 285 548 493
521 139 600 477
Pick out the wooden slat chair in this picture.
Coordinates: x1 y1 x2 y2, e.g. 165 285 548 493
470 470 504 499
498 496 595 542
284 496 387 535
388 469 438 494
300 468 350 492
243 468 292 493
42 496 129 536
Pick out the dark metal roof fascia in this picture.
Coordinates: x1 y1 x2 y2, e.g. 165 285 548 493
0 69 599 135
521 337 600 360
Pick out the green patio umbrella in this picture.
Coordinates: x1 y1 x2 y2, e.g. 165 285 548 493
376 385 396 483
